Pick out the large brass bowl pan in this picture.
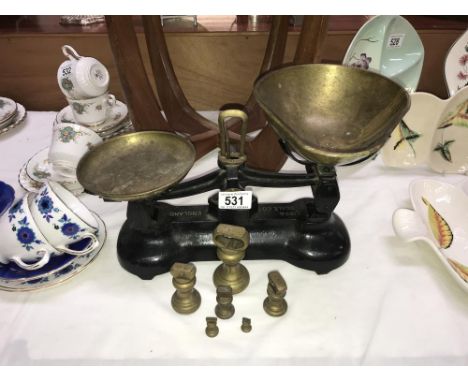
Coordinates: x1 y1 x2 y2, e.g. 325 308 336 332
76 131 196 201
253 64 411 165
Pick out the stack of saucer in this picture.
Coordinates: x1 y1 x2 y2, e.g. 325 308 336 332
0 96 27 136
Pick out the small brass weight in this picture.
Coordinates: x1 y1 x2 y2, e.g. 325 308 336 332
263 271 288 317
170 262 201 314
215 285 235 319
213 224 250 294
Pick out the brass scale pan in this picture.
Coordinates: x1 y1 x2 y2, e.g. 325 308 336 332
77 131 196 201
77 65 410 201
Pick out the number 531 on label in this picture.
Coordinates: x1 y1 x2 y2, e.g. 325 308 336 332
218 191 253 210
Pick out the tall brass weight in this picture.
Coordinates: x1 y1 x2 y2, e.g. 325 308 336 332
170 262 201 314
213 224 250 294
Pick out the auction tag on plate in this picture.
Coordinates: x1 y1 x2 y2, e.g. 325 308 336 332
387 33 405 48
218 191 253 210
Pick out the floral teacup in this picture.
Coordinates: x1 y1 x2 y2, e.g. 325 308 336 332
67 93 116 126
48 123 102 174
57 45 110 99
29 182 100 255
0 197 56 270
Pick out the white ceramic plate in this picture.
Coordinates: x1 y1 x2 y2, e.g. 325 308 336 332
343 15 424 92
0 211 106 292
56 100 128 133
444 29 468 97
0 103 27 136
0 97 17 123
393 179 468 292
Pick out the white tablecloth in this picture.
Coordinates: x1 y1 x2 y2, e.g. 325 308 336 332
0 111 467 365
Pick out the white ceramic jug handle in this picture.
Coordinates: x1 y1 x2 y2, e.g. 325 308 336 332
57 232 100 256
392 208 428 243
62 45 81 61
12 249 51 271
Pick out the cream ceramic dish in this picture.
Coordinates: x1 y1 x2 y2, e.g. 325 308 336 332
393 179 468 292
429 87 468 174
382 86 468 173
381 92 444 167
343 15 424 92
444 29 468 97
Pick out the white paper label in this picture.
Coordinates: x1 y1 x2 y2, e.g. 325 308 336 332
387 33 405 48
218 191 253 210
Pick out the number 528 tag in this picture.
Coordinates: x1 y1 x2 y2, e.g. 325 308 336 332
218 191 253 210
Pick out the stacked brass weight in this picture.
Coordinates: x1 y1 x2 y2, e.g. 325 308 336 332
170 262 201 314
213 224 250 294
215 285 235 319
263 271 288 317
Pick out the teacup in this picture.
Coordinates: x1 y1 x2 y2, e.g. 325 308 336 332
67 93 116 126
57 45 110 99
48 123 102 173
29 182 100 255
0 197 55 270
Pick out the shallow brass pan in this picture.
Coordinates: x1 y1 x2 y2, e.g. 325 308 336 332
76 131 196 201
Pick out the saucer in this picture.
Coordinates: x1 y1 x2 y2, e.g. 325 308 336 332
99 120 134 140
393 179 468 293
0 97 17 124
20 147 84 195
18 163 43 193
444 29 468 97
0 103 27 136
0 211 106 292
343 15 424 92
56 100 128 133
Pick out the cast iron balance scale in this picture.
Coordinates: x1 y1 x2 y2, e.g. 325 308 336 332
77 64 410 280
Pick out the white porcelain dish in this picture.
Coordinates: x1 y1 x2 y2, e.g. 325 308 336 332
343 15 424 92
393 179 468 292
444 29 468 97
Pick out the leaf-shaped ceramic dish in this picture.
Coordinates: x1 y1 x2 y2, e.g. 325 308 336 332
381 92 443 167
382 86 468 173
343 15 424 92
430 87 468 174
444 29 468 97
393 179 468 292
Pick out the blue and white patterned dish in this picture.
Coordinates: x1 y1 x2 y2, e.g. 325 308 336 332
0 211 106 291
0 181 15 217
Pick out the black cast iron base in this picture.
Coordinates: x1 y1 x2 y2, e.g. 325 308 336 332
117 194 350 280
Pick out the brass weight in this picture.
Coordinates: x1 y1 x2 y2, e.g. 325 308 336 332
212 224 250 294
170 262 201 314
263 271 288 317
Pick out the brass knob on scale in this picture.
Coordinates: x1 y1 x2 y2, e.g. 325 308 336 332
170 262 201 314
212 223 250 294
